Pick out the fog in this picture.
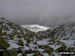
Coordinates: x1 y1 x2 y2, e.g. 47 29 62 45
0 0 75 26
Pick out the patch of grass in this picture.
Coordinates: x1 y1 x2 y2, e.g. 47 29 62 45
6 49 18 56
17 40 24 46
0 38 9 49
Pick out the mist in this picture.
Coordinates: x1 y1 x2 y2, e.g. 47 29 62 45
0 0 75 26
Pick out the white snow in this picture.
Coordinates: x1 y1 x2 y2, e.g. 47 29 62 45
49 45 61 50
37 38 49 45
26 54 33 56
59 40 75 47
18 53 22 56
21 24 50 32
7 40 21 50
43 53 49 56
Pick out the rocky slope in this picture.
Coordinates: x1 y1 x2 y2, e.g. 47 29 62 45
50 22 75 40
0 18 36 56
0 18 75 56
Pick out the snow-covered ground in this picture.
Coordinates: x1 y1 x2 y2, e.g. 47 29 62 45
59 40 75 47
37 38 49 45
7 40 21 50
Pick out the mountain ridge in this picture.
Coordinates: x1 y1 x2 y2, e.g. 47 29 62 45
21 24 50 33
50 21 75 40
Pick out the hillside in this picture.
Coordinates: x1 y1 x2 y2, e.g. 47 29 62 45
50 22 75 40
0 18 75 56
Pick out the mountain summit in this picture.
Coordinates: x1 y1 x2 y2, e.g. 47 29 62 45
21 24 50 32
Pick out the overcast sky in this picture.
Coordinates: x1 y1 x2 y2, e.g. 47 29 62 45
0 0 75 26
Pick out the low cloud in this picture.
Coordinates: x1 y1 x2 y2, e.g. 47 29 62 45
0 0 75 26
